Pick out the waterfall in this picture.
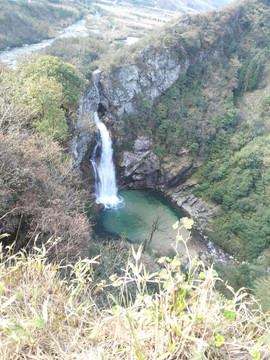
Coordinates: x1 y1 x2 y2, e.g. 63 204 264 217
91 112 124 209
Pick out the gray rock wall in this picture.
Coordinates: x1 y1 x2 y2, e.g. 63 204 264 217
102 46 189 115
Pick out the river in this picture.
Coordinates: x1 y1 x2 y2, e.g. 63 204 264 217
0 18 89 68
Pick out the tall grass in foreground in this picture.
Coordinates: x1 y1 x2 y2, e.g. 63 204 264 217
0 220 270 359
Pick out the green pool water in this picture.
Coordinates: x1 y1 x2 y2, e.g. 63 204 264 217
96 190 184 252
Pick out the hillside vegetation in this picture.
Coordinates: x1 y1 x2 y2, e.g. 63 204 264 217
116 0 270 265
0 56 90 259
44 1 178 76
0 0 87 50
104 0 234 12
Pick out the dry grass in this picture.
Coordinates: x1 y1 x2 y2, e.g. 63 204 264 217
0 237 99 360
0 221 270 360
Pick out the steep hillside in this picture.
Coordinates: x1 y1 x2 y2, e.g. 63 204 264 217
77 0 270 272
106 0 235 12
0 56 90 260
0 0 86 50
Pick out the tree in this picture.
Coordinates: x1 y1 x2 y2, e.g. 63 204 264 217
24 76 68 139
18 55 87 110
143 209 167 252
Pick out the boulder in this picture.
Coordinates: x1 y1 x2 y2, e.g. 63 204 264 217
134 136 151 152
120 150 160 188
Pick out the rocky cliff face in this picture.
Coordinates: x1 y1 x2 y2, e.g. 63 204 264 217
72 4 239 171
118 135 213 225
120 136 161 188
102 45 189 116
73 37 205 173
71 1 245 218
119 135 193 189
72 70 103 168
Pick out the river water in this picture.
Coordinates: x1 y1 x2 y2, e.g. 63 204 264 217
0 16 140 68
96 190 233 263
96 190 184 255
0 19 89 68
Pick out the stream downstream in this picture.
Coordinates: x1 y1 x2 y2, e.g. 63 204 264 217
0 18 89 68
0 15 139 68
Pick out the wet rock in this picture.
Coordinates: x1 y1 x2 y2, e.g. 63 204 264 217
71 111 95 168
163 182 218 227
120 148 160 188
93 202 105 212
71 74 100 167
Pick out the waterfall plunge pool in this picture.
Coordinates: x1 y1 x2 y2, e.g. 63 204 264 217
91 115 230 262
95 190 188 256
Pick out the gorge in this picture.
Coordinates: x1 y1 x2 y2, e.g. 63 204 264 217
1 1 270 358
70 0 270 287
1 0 270 307
87 81 230 265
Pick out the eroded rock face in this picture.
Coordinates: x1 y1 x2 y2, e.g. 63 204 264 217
102 46 188 115
164 181 218 227
72 38 211 167
134 136 151 152
120 136 195 190
72 70 103 167
120 149 160 188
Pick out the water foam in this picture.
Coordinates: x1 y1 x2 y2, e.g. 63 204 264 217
91 112 124 209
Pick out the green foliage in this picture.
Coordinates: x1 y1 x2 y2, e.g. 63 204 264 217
215 263 252 298
194 137 269 260
253 276 270 313
18 55 87 110
24 76 68 139
45 36 105 75
48 5 75 20
1 55 87 139
157 103 168 120
209 188 224 204
234 50 267 96
261 95 270 118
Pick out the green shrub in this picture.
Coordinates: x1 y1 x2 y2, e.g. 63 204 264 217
210 188 225 204
18 55 87 110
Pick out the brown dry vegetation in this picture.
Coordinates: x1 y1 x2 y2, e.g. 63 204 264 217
0 226 269 360
0 59 91 260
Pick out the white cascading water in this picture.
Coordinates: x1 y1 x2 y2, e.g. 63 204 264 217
91 112 124 209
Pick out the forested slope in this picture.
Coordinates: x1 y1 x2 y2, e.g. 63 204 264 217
109 0 270 266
